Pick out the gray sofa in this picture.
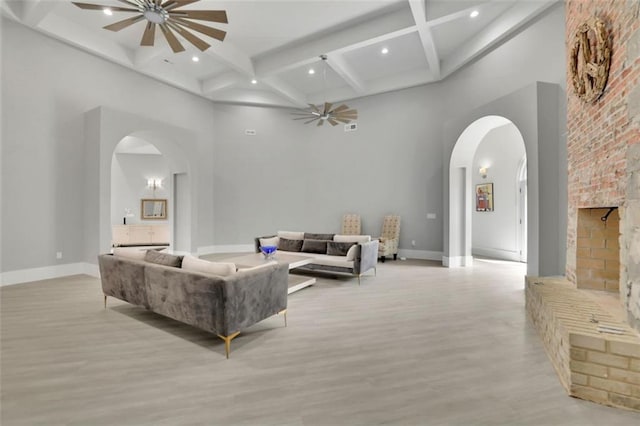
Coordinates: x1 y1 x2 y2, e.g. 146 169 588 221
255 231 379 284
98 253 289 358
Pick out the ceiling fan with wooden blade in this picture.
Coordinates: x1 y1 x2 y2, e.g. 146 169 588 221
72 0 228 53
292 55 358 127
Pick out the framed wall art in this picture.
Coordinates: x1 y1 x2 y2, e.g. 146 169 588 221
475 183 494 212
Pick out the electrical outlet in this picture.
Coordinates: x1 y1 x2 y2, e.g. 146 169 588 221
411 240 416 247
427 213 436 219
56 252 63 259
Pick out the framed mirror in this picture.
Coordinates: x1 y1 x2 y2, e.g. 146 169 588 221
141 199 167 220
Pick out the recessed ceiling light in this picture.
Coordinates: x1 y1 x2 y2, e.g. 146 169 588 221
191 56 199 62
381 47 389 55
103 8 113 16
308 68 315 75
251 79 257 84
470 10 479 18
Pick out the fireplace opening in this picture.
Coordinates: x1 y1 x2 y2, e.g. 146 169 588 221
576 207 620 292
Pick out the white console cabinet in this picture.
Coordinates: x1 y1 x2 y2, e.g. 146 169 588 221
112 224 170 246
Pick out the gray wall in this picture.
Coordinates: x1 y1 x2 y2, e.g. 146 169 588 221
1 18 215 272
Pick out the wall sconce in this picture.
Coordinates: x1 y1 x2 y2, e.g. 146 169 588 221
479 167 489 179
147 178 162 197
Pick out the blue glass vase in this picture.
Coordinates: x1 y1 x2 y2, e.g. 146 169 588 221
260 245 277 260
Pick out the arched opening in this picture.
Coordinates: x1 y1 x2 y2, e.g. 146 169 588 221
447 115 527 266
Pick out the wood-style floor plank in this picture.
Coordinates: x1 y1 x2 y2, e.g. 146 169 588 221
2 258 639 425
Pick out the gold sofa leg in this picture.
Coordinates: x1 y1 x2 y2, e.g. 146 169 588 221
278 309 288 327
217 332 241 359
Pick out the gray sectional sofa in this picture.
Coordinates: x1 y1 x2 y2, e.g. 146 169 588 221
255 231 379 284
98 251 289 358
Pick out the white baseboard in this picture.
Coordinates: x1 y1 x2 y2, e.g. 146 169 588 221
442 256 474 267
197 244 255 256
0 262 100 287
397 249 443 261
472 247 521 262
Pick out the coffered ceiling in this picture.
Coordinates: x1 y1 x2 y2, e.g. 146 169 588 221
1 0 560 107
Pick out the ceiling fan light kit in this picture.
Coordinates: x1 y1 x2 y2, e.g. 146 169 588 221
292 55 358 127
71 0 228 53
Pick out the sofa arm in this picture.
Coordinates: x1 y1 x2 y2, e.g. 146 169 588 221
355 240 379 275
221 263 289 335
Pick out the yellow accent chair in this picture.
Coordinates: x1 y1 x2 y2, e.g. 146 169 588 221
341 213 362 235
377 215 401 262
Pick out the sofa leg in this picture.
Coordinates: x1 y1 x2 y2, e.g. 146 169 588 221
217 332 241 359
278 309 287 327
380 256 386 263
103 295 107 309
393 254 397 260
374 267 377 277
358 274 361 286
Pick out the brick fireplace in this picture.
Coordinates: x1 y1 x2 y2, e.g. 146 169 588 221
525 0 640 412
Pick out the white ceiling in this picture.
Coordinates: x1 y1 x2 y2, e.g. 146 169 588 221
1 0 560 108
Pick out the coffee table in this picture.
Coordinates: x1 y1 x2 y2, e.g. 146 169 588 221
223 252 317 294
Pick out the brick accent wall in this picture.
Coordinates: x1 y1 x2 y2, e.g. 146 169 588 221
576 208 620 291
566 1 640 331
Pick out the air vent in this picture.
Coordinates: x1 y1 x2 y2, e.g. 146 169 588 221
344 123 357 132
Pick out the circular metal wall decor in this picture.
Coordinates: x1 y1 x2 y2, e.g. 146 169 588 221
569 17 611 103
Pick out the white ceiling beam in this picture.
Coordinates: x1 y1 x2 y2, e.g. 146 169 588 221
202 72 243 94
21 0 58 27
425 4 486 28
254 6 416 77
408 0 440 79
325 54 366 95
260 76 308 108
440 0 560 79
202 41 255 78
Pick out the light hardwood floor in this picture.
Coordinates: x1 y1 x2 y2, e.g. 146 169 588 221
2 257 639 425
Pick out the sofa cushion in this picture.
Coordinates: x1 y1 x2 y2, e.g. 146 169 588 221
334 234 371 243
144 250 184 268
301 239 328 254
278 237 303 252
113 247 148 261
309 254 355 269
304 232 335 241
259 236 279 248
277 230 304 240
181 255 236 277
346 244 359 261
327 241 356 256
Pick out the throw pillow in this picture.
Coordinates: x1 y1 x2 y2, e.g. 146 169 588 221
301 239 328 254
277 230 305 240
346 244 359 261
181 255 236 277
304 232 335 241
278 237 303 252
144 250 184 268
259 236 279 248
113 247 147 261
327 241 355 256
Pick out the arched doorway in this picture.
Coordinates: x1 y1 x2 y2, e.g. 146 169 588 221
448 115 527 266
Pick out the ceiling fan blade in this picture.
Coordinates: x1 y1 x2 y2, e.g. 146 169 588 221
331 104 350 114
72 2 138 12
304 118 320 124
332 117 352 124
317 120 324 127
293 116 316 120
323 102 333 114
162 0 199 11
103 15 145 31
140 22 156 46
169 10 228 23
308 104 321 114
116 0 143 7
169 17 226 41
159 23 185 53
328 118 340 126
167 22 210 51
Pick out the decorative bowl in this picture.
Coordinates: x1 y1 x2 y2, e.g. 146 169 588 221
260 245 277 260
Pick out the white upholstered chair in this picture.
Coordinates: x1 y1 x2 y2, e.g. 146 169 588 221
341 214 362 235
377 215 401 262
